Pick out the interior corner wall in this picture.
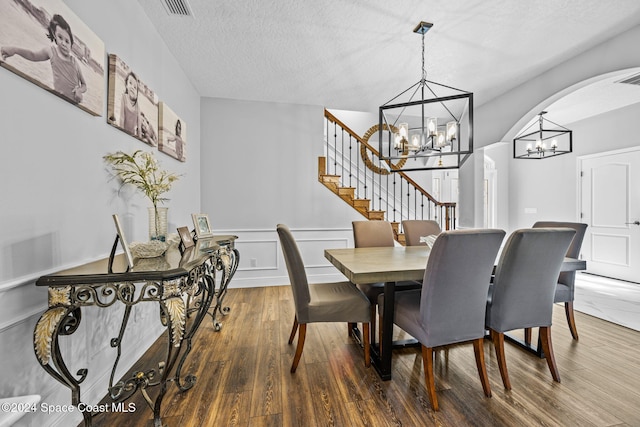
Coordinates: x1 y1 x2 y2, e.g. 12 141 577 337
0 1 200 425
200 98 363 288
508 102 640 232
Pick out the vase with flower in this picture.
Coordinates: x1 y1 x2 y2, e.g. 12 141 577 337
104 150 179 242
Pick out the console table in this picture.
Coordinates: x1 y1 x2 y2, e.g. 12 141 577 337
34 235 239 427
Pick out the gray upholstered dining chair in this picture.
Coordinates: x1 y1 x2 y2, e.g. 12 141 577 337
486 228 575 390
532 221 588 340
352 220 422 345
402 219 442 246
378 229 505 411
277 224 371 372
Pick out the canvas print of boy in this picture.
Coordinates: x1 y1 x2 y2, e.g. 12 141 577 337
0 0 105 116
107 54 159 147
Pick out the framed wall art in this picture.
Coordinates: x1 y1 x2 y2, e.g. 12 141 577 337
107 53 159 146
159 102 186 162
192 213 213 238
0 0 105 116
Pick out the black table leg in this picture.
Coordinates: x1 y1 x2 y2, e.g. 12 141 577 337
369 281 396 380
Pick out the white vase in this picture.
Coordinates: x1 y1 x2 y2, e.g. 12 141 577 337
148 206 168 241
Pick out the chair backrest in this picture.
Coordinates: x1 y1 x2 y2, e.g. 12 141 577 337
352 221 395 248
276 224 310 318
487 228 575 333
402 220 442 246
419 229 505 347
532 221 587 258
532 221 587 286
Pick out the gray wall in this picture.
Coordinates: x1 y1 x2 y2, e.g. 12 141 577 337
200 98 362 287
508 102 640 231
0 1 200 425
459 23 640 228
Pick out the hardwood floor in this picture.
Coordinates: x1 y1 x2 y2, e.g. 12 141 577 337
87 286 640 426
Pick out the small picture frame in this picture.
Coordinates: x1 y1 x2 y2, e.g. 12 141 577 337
192 213 213 238
112 214 134 268
177 226 195 249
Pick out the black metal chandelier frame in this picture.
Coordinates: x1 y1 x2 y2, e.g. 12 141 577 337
378 21 474 172
513 111 573 159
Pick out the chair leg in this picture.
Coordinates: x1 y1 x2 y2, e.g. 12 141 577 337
363 323 371 367
369 305 377 348
565 302 579 340
290 324 306 373
473 338 492 398
490 329 511 390
421 345 438 411
288 316 299 345
539 326 560 382
524 327 532 346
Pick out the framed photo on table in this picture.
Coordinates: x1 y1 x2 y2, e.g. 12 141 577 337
112 214 134 268
192 213 213 238
177 226 195 250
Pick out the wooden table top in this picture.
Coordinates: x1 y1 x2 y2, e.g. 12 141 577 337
324 246 431 284
325 246 586 285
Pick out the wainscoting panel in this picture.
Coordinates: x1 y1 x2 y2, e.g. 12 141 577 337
296 238 349 268
235 239 279 271
221 228 353 288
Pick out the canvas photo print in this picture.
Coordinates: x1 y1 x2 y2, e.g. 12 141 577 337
159 102 186 162
107 54 159 146
0 0 105 116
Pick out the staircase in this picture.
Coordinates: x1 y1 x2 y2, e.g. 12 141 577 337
320 109 456 244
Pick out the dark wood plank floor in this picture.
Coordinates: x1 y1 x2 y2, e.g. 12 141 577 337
87 286 640 426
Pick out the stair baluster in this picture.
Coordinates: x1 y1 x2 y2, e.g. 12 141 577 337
320 109 456 242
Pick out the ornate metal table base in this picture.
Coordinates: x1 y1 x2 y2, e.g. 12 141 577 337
34 238 238 427
207 247 239 331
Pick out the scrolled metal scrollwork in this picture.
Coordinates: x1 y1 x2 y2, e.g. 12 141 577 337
109 369 157 405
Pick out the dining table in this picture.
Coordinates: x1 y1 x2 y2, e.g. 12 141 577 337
324 245 586 381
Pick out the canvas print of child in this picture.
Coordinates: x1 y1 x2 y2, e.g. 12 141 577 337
107 54 159 147
0 0 105 116
159 102 187 162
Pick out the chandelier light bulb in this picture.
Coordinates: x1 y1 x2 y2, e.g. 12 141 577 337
427 118 437 136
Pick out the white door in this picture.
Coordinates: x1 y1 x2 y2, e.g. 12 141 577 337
580 148 640 283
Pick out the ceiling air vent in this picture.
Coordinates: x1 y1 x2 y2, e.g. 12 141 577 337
162 0 193 17
615 72 640 86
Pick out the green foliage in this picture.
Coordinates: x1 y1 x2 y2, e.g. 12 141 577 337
103 150 180 208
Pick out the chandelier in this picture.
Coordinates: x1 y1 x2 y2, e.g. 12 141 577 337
378 21 473 172
513 111 572 159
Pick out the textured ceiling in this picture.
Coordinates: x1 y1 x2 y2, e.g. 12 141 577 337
137 0 640 119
